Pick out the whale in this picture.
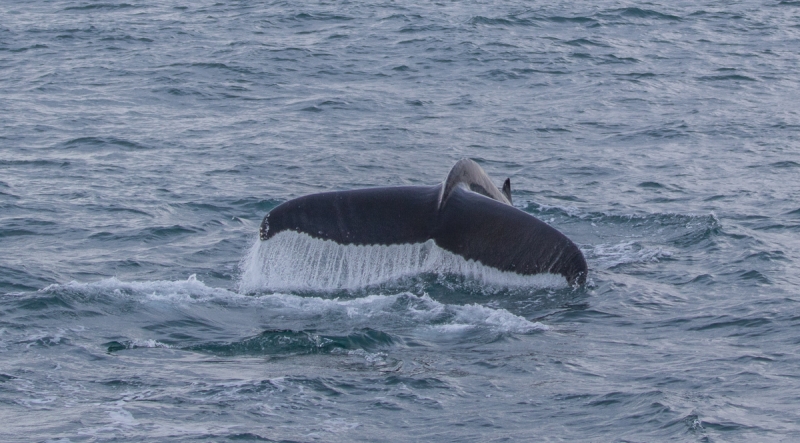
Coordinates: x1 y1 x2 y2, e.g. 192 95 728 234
259 159 588 285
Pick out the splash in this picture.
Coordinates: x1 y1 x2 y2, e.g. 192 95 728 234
37 277 548 342
238 231 567 293
41 274 235 303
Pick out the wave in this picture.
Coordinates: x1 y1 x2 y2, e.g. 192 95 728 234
524 201 720 227
523 202 723 245
32 276 547 353
587 241 673 269
181 328 395 357
63 3 139 11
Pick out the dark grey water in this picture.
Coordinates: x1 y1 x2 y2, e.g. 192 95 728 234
2 0 800 441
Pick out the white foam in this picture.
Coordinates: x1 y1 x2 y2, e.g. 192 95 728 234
41 277 547 334
238 231 567 292
39 271 550 336
448 302 547 333
107 405 138 427
43 274 238 303
320 418 360 433
257 292 548 333
128 339 173 349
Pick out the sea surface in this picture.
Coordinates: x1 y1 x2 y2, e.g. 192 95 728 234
2 0 800 441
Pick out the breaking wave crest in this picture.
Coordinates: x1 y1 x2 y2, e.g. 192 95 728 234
32 276 547 354
238 231 567 293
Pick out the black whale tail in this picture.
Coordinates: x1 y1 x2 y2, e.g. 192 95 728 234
260 159 588 286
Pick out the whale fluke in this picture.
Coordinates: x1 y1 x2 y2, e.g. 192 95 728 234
260 159 587 285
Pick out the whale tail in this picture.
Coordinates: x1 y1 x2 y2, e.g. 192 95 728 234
260 159 588 285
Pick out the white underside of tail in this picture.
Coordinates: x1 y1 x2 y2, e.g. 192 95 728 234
238 230 566 292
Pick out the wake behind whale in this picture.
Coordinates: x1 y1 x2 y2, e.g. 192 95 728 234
243 159 587 292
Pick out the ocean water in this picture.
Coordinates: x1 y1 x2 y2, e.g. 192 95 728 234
2 0 800 441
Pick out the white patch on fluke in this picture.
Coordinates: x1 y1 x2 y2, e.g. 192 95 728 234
238 231 567 292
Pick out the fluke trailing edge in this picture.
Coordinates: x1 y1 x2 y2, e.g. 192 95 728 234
259 159 588 285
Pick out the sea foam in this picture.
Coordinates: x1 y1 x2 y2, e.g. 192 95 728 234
39 276 548 335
